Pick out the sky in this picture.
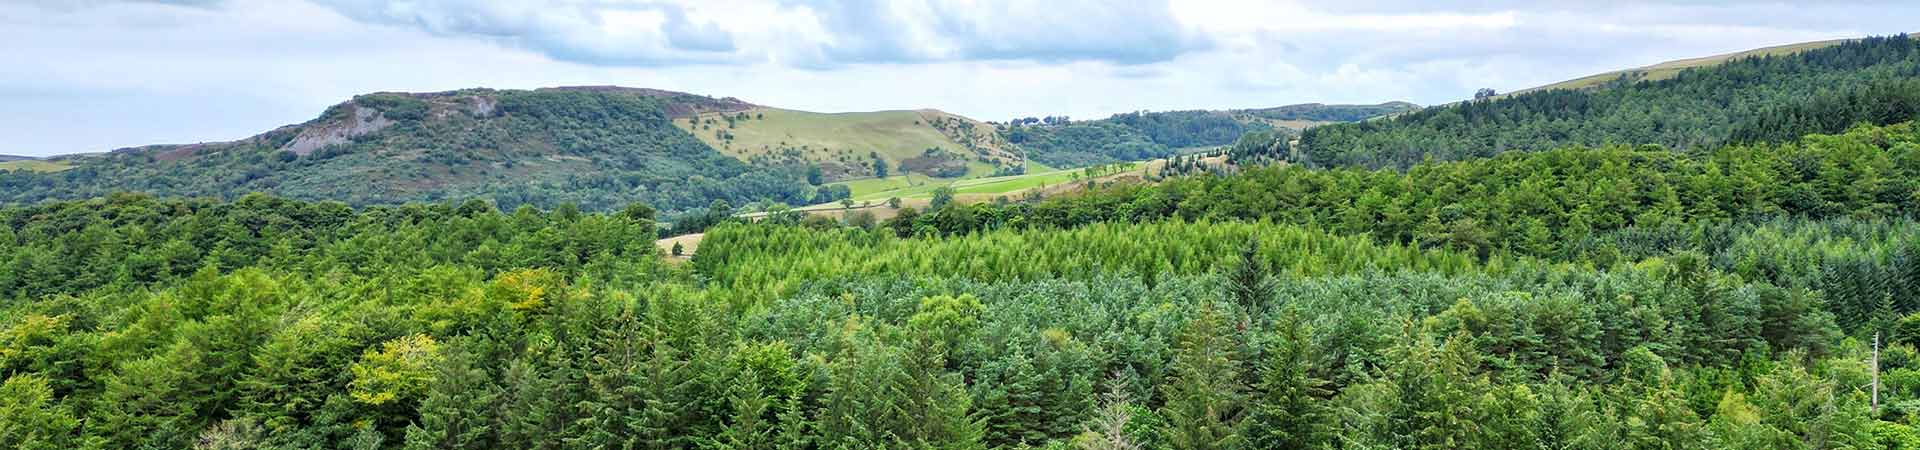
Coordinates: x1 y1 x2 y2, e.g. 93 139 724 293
2 0 1916 157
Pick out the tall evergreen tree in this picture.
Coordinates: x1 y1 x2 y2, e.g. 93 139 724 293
1245 310 1332 449
1159 305 1247 450
1225 237 1273 320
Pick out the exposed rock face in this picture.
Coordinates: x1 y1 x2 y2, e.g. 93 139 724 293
281 106 395 156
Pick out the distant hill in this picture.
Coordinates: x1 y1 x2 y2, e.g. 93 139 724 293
0 87 827 212
1001 103 1412 168
1300 33 1920 168
0 85 1411 212
0 154 35 162
672 102 1415 184
1236 102 1419 124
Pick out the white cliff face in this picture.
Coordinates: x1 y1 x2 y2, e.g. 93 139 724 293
280 105 395 156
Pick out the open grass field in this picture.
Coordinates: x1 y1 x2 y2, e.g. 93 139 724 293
833 160 1059 198
673 107 1016 180
839 160 1149 201
0 159 73 172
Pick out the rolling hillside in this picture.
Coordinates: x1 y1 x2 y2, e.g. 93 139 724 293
1300 33 1920 168
0 84 1412 214
1511 36 1867 95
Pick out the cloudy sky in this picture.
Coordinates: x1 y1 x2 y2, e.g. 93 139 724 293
3 0 1915 157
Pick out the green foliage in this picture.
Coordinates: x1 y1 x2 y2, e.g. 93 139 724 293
695 220 1496 299
349 334 442 407
958 121 1920 266
0 375 77 450
2 120 1918 448
931 186 957 210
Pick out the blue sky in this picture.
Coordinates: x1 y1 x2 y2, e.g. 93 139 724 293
2 0 1916 157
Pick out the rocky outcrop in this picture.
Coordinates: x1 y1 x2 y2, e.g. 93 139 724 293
281 105 395 156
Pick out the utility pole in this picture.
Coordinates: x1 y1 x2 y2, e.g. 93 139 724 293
1873 332 1881 414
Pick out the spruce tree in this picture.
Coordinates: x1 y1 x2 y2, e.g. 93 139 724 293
1225 238 1272 320
1158 305 1247 450
403 342 499 450
1245 310 1331 450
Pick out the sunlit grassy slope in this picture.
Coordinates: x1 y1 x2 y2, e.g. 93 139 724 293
0 159 74 172
673 107 1016 180
1512 37 1857 95
840 161 1146 201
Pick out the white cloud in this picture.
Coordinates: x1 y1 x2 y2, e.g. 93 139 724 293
1 0 1916 156
296 0 1211 67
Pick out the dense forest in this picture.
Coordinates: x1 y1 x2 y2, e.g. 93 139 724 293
4 122 1920 449
1003 110 1256 168
0 89 833 214
1003 103 1416 168
1300 34 1920 168
924 122 1920 257
10 31 1920 450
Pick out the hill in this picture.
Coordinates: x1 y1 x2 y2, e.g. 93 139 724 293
0 154 35 162
1235 101 1419 126
1299 33 1920 168
0 87 829 212
1510 37 1862 95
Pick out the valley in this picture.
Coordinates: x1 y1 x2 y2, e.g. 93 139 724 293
6 24 1920 450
